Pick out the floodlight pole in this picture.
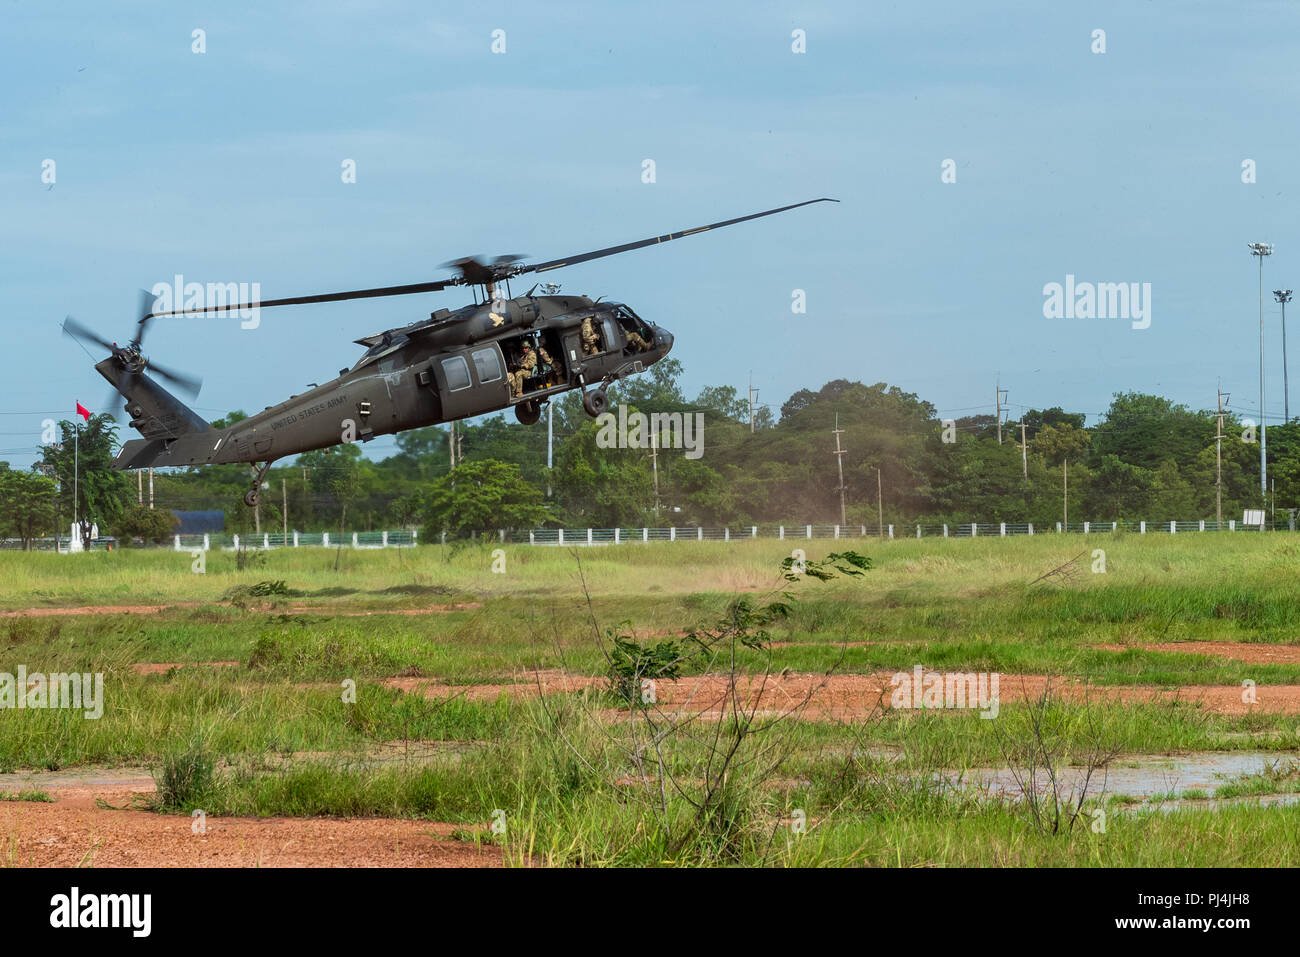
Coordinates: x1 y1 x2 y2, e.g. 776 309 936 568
1250 243 1272 499
1275 289 1293 423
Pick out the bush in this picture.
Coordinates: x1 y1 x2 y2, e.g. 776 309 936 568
114 505 180 546
153 745 215 809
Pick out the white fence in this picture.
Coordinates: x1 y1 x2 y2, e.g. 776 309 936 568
171 530 418 551
8 516 1295 553
504 517 1295 545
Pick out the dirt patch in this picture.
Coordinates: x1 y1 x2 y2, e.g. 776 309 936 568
0 769 500 867
286 603 481 616
0 802 501 867
0 602 479 619
130 660 241 675
766 640 879 649
0 604 175 618
1096 641 1300 665
384 669 1300 719
382 670 601 701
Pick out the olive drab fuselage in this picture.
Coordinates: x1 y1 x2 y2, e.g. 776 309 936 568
112 294 671 471
94 199 835 503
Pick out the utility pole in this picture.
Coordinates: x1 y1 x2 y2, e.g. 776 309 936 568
1250 242 1272 498
650 430 660 517
995 375 1008 445
148 468 154 509
449 421 456 470
546 401 553 498
832 413 847 526
137 469 143 506
877 467 884 538
1275 289 1293 423
1019 420 1028 480
282 477 288 544
748 372 759 433
1216 388 1228 525
1063 459 1068 528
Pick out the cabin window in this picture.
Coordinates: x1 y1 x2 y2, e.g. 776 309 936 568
601 318 620 349
442 355 471 391
471 348 502 384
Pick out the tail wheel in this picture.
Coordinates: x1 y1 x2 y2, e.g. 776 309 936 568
582 388 609 418
243 489 260 508
515 400 542 426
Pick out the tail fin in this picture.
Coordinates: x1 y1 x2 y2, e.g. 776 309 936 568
95 357 208 442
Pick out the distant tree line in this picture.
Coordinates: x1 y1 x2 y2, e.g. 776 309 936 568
1 360 1291 543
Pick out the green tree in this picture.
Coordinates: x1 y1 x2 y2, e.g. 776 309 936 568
418 459 547 537
115 505 180 545
1092 393 1212 471
552 416 654 527
0 468 57 548
38 415 132 538
1032 422 1091 467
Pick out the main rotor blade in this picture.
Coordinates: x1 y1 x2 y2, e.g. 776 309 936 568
517 198 839 277
136 198 836 323
62 315 115 353
141 278 453 322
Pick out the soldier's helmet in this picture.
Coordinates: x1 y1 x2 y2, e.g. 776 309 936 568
522 341 533 349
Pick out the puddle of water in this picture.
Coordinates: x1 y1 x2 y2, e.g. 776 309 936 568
961 751 1294 798
840 747 1300 812
937 750 1300 809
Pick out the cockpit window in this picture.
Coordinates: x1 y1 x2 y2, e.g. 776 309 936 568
615 305 650 335
351 333 409 371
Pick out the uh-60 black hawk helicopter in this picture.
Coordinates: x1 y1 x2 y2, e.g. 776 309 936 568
63 198 836 508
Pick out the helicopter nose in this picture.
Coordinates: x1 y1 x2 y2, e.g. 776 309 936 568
655 327 674 355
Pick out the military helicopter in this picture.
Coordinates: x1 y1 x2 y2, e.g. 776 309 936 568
62 198 837 507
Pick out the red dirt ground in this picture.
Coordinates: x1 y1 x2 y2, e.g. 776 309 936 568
0 602 478 618
1094 641 1300 665
0 779 500 868
383 668 1300 718
130 661 241 675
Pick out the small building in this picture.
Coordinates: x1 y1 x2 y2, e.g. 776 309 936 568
171 510 225 534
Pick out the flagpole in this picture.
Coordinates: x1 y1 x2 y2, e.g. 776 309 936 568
73 421 79 532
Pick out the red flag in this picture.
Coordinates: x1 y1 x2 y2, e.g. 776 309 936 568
75 402 91 422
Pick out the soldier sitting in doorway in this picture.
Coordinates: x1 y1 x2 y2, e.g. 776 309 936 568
508 340 537 398
535 338 557 386
580 316 601 355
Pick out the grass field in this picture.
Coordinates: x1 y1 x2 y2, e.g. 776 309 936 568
1 533 1298 866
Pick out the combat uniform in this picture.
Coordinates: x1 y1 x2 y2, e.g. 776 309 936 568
625 330 651 351
580 316 600 355
509 343 537 397
537 344 556 385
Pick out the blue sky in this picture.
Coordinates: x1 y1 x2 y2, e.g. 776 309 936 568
4 1 1300 468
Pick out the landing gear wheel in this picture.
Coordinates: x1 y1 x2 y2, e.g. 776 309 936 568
244 460 274 509
582 388 609 418
515 400 542 425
